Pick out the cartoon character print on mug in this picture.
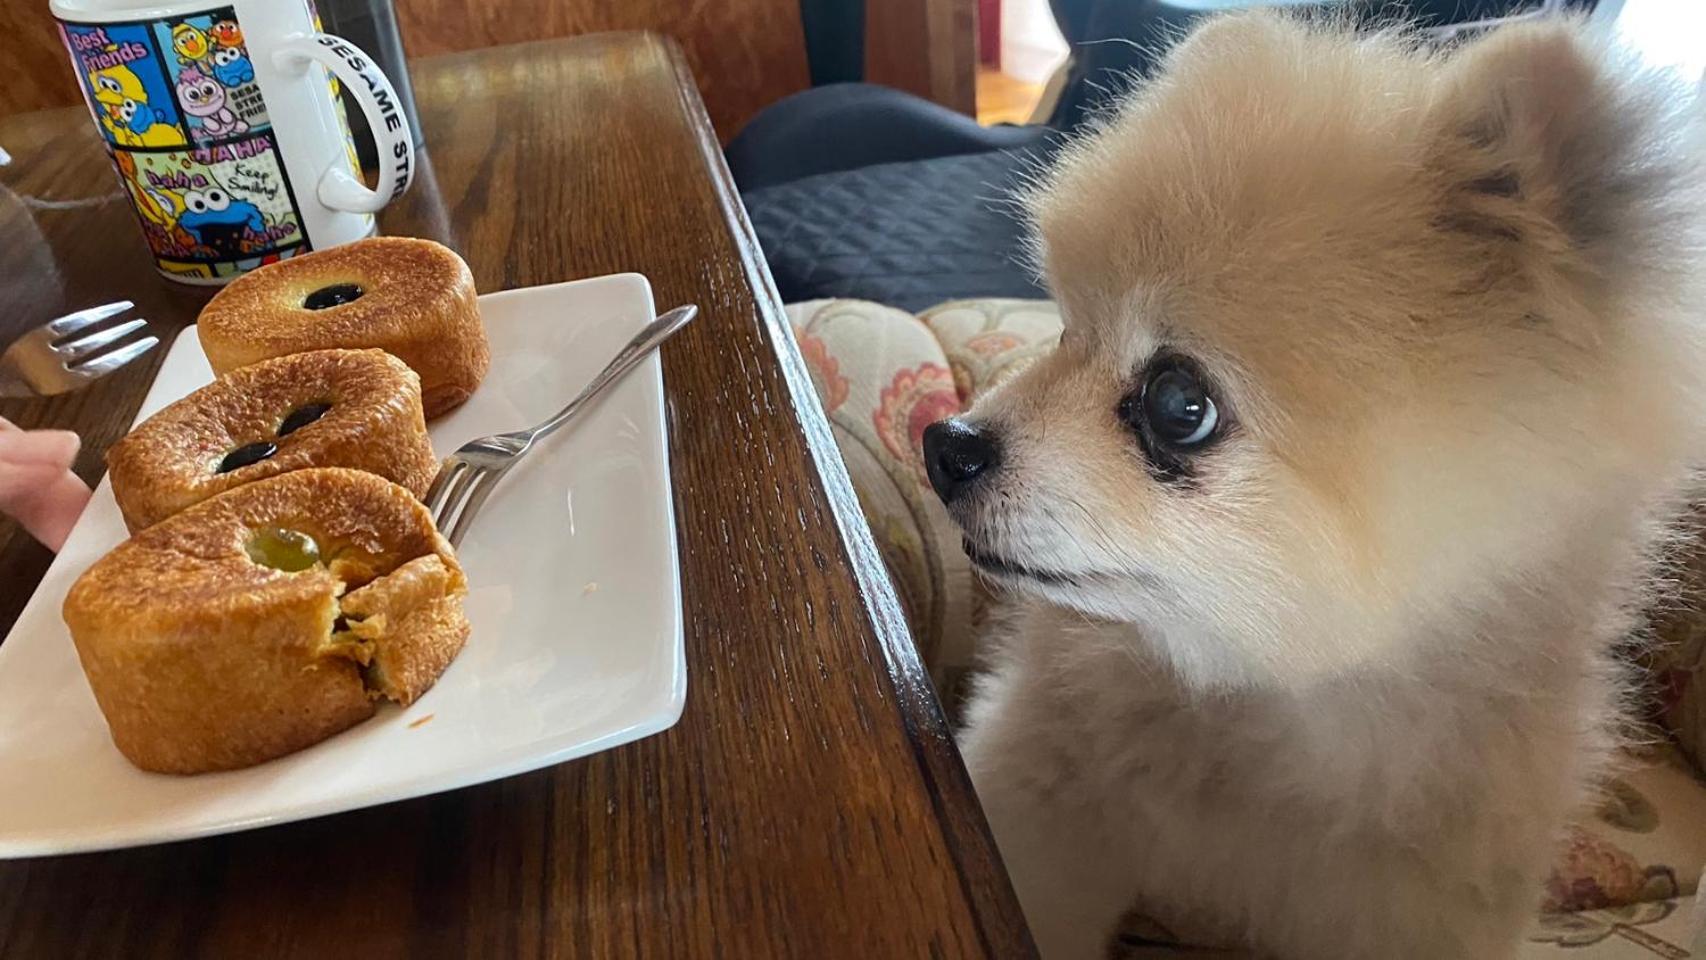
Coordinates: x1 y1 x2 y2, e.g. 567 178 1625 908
58 7 305 280
109 134 308 280
56 0 415 284
157 13 266 142
61 20 186 148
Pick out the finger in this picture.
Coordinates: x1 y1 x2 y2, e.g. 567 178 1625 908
0 460 70 510
0 464 92 553
0 429 81 468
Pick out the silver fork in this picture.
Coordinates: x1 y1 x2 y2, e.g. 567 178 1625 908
1 301 159 399
424 304 697 546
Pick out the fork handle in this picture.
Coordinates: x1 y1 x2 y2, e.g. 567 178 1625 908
526 305 697 442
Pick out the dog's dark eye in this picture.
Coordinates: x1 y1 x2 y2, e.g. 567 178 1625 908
1142 365 1218 445
1118 356 1223 473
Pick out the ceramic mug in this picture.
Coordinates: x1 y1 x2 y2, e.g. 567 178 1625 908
50 0 416 284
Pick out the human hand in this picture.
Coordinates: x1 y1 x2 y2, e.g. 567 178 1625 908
0 417 92 552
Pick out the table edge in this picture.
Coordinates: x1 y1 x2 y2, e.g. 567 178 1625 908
650 34 1038 958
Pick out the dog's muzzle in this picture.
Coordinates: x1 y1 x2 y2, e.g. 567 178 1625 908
923 418 1000 504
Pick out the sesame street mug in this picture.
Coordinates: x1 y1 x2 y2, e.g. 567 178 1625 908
51 0 415 284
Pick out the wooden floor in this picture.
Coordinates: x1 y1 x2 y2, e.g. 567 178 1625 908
976 66 1045 126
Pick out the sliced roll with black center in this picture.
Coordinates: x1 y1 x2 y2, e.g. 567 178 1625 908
196 237 489 418
106 348 437 533
62 468 470 775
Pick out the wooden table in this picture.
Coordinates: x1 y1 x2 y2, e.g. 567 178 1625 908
0 34 1033 959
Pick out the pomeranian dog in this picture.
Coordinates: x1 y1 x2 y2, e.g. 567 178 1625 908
921 13 1706 960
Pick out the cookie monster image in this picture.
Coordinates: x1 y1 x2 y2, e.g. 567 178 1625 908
210 44 254 87
178 187 264 257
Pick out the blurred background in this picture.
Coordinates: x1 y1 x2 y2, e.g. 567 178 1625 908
8 1 1697 144
7 0 1698 312
0 0 997 140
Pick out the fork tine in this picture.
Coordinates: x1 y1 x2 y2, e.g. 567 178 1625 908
58 318 148 362
430 468 484 540
46 301 134 338
67 335 158 380
422 460 469 517
444 470 501 547
429 467 481 533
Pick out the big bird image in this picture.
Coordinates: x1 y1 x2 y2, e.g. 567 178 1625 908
88 64 185 147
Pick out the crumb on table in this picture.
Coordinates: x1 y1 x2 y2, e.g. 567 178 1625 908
408 713 435 729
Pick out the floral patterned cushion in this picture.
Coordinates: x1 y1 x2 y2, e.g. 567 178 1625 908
1649 529 1706 772
1545 745 1706 913
785 299 973 679
919 299 1064 402
1524 897 1703 959
785 298 1065 694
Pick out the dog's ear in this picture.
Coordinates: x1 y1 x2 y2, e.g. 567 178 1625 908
1428 22 1642 257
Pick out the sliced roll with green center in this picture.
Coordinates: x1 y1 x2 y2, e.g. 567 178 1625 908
62 468 470 775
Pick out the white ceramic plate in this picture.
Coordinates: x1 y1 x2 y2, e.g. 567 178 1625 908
0 273 685 858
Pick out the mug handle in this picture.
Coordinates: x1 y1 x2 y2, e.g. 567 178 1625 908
271 34 415 215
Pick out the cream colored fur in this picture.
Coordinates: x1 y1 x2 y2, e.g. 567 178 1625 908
947 14 1706 959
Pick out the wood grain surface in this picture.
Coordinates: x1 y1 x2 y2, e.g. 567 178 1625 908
866 0 979 116
393 0 810 139
0 33 1034 960
2 0 811 142
0 1 74 120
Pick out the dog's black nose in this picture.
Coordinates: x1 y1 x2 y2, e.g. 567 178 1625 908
923 419 1000 503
